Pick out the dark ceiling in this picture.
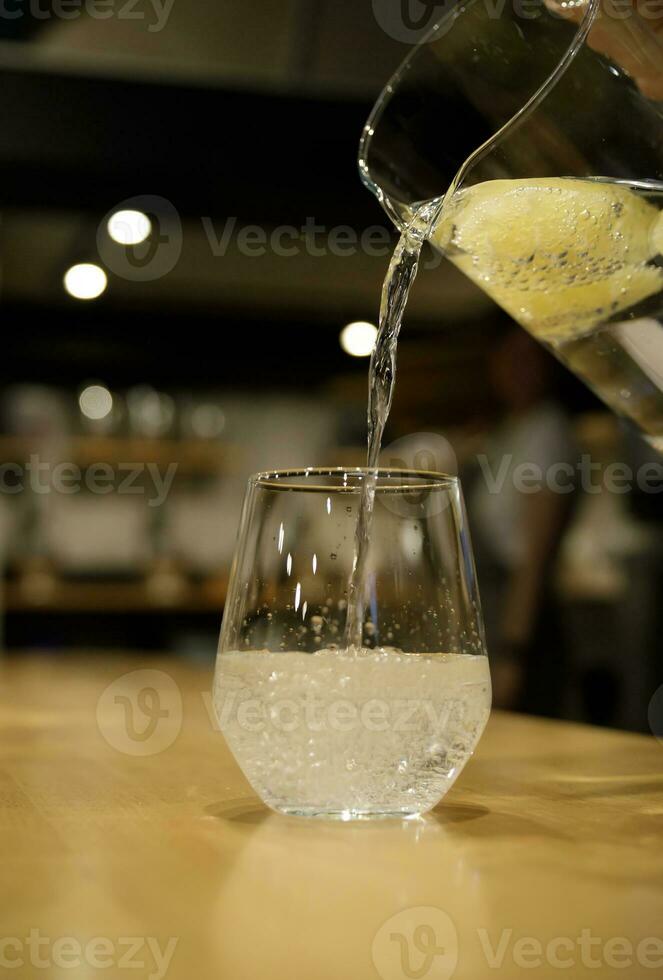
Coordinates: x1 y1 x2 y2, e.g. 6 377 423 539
0 1 545 410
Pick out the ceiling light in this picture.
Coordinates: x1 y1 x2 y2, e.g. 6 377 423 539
64 263 107 300
107 209 152 246
340 321 378 357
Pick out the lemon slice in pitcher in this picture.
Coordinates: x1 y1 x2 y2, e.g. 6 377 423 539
653 208 663 256
433 178 663 342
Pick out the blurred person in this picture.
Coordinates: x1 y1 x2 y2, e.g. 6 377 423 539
465 329 578 715
621 427 663 728
556 415 653 729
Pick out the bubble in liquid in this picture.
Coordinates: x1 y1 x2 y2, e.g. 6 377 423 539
311 615 324 633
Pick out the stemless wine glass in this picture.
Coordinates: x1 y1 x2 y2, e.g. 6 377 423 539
360 0 663 449
213 468 491 820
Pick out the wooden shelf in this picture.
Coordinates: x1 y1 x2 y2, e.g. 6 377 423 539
3 577 227 614
0 435 243 477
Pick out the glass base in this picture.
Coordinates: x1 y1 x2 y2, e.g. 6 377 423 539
273 805 424 821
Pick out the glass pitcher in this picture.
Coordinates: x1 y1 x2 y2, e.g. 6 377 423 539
359 0 663 449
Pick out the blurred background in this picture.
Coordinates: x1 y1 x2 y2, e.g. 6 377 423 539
0 0 660 732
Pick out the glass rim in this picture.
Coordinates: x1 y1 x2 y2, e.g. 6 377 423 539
250 467 459 493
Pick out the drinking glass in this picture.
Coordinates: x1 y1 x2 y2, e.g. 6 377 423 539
360 0 663 449
213 468 491 820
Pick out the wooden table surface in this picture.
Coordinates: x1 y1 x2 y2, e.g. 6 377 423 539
1 654 662 980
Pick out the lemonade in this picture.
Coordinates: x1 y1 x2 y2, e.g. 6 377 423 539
215 648 491 819
432 178 663 446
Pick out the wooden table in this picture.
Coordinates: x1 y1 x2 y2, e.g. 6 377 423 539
1 654 662 979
